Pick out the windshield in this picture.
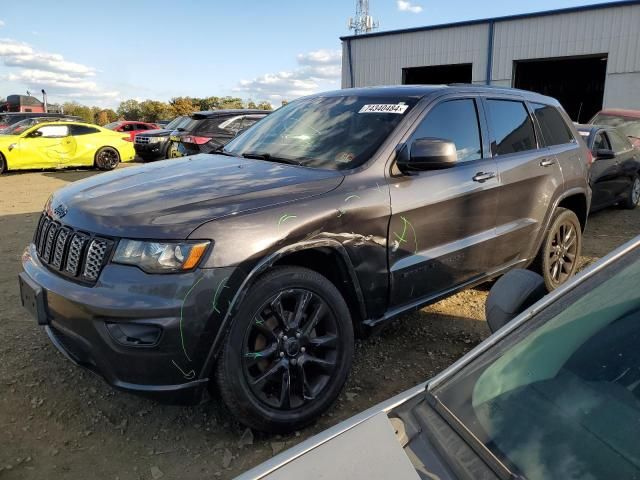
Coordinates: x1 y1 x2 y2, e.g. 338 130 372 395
164 116 188 130
592 113 640 139
224 95 418 170
2 119 37 135
104 122 120 130
432 247 640 479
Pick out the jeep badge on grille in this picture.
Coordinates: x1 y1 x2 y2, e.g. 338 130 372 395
53 204 68 219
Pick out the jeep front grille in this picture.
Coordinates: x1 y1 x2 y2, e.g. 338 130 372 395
33 213 113 284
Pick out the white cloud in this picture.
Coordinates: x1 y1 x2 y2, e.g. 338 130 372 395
397 0 423 13
0 37 116 105
235 49 342 102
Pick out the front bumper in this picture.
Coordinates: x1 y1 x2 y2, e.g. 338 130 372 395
134 140 168 160
21 244 239 404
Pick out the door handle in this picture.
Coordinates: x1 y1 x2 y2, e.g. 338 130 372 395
472 172 496 183
540 159 555 167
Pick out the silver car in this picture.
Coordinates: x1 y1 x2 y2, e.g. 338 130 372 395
240 235 640 479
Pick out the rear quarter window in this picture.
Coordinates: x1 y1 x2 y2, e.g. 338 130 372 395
486 99 537 156
531 103 575 147
69 125 100 136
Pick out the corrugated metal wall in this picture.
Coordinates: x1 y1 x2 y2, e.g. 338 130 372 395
343 24 489 87
342 2 640 109
492 3 640 82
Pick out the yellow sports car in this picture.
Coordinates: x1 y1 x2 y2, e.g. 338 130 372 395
0 120 136 174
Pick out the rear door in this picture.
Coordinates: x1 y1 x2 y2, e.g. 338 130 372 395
485 98 564 268
608 129 639 197
388 95 498 307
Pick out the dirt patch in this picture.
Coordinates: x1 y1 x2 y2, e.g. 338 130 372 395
1 168 638 479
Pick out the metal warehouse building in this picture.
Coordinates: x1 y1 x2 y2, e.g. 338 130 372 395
341 0 640 122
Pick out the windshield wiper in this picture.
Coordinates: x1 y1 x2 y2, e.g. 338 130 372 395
214 147 239 157
241 152 301 166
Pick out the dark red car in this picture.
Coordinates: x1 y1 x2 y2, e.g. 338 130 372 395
590 109 640 149
104 121 161 142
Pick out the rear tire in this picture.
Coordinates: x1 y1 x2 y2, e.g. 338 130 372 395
94 147 120 171
215 266 354 433
531 207 582 291
0 152 6 175
622 174 640 209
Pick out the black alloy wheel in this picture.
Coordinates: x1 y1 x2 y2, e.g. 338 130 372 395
216 266 353 433
94 147 120 171
533 207 582 291
242 288 339 410
0 153 6 174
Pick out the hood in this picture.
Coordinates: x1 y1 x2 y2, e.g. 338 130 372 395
49 154 344 238
137 128 172 138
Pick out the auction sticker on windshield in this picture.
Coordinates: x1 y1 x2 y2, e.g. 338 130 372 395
359 103 409 114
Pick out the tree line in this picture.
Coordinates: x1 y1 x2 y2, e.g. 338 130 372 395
62 96 279 126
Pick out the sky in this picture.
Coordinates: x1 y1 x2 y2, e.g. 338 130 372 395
0 0 620 109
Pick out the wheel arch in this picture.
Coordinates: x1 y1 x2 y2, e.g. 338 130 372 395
557 191 588 232
199 239 368 380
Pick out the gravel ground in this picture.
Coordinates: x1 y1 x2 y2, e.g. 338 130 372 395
1 167 639 480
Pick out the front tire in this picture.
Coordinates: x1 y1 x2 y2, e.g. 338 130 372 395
94 147 120 171
216 266 354 433
166 141 180 159
532 207 582 291
0 152 6 174
622 174 640 209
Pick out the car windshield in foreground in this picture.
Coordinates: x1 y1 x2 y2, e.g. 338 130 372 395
592 114 640 139
224 95 418 170
430 246 640 480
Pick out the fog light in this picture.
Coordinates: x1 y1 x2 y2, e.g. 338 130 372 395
106 322 162 347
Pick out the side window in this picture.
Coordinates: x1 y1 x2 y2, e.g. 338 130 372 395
121 124 135 132
531 103 574 147
69 125 100 136
197 117 231 136
242 115 265 129
593 132 610 151
36 125 69 138
486 99 537 156
410 99 483 162
218 116 244 134
608 131 632 154
136 123 149 130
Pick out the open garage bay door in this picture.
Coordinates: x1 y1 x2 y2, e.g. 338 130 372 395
403 63 472 86
514 55 607 123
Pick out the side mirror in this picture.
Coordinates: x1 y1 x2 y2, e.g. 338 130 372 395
397 138 457 172
593 148 615 160
485 269 546 333
30 130 43 138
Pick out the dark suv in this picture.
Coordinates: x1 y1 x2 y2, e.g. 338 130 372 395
171 109 269 156
19 86 591 433
133 116 191 161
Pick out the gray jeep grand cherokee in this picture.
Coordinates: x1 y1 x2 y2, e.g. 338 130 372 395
19 85 591 432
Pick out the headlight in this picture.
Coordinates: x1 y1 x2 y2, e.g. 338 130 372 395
149 137 164 143
113 240 210 273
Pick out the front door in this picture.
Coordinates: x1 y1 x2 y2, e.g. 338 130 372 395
590 130 620 209
388 97 498 307
18 124 73 169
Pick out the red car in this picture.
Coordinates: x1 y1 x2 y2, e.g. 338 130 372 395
104 121 161 142
590 109 640 149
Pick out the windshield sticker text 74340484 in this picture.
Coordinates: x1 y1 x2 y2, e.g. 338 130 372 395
358 103 409 114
